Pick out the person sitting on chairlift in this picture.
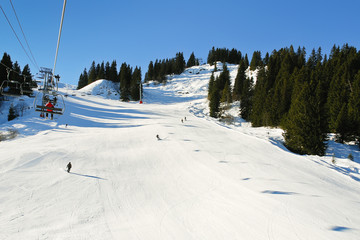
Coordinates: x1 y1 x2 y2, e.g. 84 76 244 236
45 100 54 120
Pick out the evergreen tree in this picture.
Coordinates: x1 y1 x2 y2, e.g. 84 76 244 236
105 61 111 80
348 71 360 147
109 60 118 82
77 68 88 89
187 52 196 68
130 67 142 101
208 72 215 100
240 77 253 121
0 53 13 88
250 67 268 126
209 80 220 118
284 81 327 155
233 58 246 101
328 69 351 141
244 54 249 68
21 64 34 94
12 61 22 82
250 51 262 70
146 61 154 81
174 52 185 74
119 62 132 101
8 104 18 121
97 61 105 79
87 61 97 84
221 80 232 104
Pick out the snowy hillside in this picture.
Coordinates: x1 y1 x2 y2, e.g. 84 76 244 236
0 64 359 240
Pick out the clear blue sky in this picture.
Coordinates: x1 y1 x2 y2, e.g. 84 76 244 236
1 0 360 85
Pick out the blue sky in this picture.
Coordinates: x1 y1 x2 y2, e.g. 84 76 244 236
1 0 360 85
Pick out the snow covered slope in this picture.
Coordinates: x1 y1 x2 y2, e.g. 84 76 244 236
0 64 359 240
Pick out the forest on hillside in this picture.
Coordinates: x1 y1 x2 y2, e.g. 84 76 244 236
207 45 360 155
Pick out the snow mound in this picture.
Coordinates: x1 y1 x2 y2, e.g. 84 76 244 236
78 79 120 99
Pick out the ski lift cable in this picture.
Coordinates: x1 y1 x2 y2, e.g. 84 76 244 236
9 0 39 71
52 0 67 77
0 4 38 71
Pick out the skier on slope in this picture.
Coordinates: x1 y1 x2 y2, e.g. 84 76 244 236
67 162 72 173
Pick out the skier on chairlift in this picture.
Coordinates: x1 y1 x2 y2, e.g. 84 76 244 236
45 100 54 120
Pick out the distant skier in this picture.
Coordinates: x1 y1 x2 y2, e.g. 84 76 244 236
156 134 161 140
66 162 72 173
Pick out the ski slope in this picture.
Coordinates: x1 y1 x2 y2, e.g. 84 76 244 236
0 64 360 240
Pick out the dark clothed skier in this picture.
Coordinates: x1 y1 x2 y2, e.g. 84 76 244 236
67 162 72 173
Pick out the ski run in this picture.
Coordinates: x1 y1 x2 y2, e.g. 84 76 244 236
0 63 359 240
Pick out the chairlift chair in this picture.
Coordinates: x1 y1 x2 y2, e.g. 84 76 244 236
34 92 65 115
0 80 22 97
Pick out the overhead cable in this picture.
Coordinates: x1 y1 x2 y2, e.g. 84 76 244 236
9 0 39 71
52 0 67 76
0 4 38 71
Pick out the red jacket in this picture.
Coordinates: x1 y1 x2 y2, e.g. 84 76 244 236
45 102 54 112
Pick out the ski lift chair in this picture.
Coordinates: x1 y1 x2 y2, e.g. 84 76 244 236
0 80 22 97
34 93 65 116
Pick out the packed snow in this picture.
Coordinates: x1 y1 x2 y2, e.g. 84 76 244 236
0 63 359 240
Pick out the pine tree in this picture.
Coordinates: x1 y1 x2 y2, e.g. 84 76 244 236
0 53 13 88
328 69 351 141
109 60 118 82
221 80 232 104
77 68 88 89
105 61 111 80
145 61 154 82
233 58 246 101
240 77 253 121
174 52 185 74
97 61 105 79
130 67 142 101
8 104 18 121
187 52 196 68
12 61 22 82
209 80 220 118
119 62 132 101
348 71 360 147
284 81 327 155
87 61 97 84
250 67 268 126
208 72 215 100
250 51 262 70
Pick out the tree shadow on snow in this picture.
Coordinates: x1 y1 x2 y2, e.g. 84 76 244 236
70 172 107 180
262 190 298 195
330 226 353 232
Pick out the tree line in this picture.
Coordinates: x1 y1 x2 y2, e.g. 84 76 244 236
144 52 199 83
77 60 142 101
208 44 360 155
